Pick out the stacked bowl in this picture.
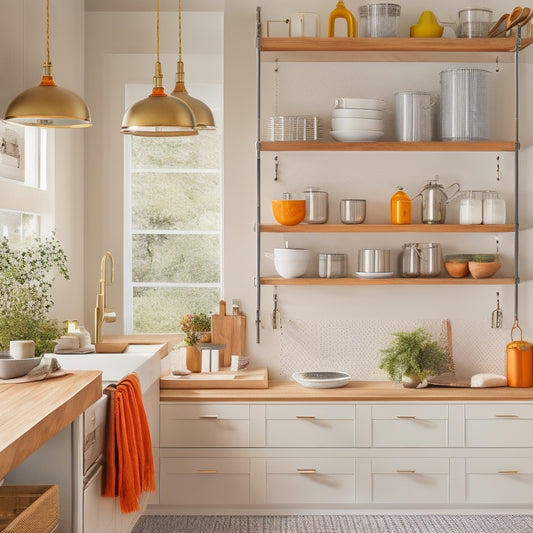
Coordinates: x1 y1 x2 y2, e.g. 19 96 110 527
330 98 386 142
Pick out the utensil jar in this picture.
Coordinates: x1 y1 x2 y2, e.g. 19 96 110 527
395 91 435 142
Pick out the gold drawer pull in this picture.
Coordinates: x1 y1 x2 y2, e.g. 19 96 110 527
396 416 416 419
197 470 218 474
396 470 416 474
498 470 519 474
199 414 218 419
296 416 316 420
495 414 519 418
297 469 317 474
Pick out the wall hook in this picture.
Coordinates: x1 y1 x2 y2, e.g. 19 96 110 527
274 155 279 181
496 155 501 181
495 56 500 73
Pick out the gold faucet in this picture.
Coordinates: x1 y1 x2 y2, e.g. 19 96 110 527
94 251 117 344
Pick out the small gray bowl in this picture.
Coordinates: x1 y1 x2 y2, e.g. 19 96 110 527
0 354 41 379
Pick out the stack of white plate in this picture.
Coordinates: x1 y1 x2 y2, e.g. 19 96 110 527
330 98 386 142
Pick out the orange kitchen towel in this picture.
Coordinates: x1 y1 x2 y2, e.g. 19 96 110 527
102 372 155 513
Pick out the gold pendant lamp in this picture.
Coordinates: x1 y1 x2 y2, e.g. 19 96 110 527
170 0 216 130
4 0 91 128
121 0 197 137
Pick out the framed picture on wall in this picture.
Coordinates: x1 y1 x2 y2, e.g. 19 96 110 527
0 122 24 183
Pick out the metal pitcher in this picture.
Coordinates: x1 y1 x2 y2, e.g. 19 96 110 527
416 178 460 224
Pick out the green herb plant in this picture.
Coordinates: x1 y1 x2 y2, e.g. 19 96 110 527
379 327 453 384
180 312 211 346
0 234 69 356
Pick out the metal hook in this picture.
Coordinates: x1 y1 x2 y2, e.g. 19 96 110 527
495 56 500 73
496 155 501 181
274 155 279 181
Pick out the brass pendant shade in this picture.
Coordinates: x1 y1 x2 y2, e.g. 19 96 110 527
3 0 91 128
121 0 197 137
170 0 216 130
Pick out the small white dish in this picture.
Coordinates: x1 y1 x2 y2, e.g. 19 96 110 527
330 130 384 142
355 271 395 279
335 97 387 110
292 371 351 389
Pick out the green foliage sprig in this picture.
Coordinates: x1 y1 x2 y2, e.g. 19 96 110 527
379 328 453 383
0 234 69 356
180 312 211 346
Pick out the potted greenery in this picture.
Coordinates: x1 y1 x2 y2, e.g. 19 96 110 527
180 312 212 372
0 234 69 357
378 328 453 388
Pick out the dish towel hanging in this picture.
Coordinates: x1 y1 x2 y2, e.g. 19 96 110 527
103 372 155 513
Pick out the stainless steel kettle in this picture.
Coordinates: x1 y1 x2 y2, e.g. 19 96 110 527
416 178 460 224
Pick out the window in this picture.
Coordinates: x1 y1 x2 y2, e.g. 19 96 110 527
124 86 223 334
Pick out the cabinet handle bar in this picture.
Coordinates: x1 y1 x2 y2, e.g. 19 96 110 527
296 416 316 419
297 469 317 474
396 470 416 474
199 414 219 419
396 416 416 419
497 470 519 474
495 414 519 418
197 470 218 474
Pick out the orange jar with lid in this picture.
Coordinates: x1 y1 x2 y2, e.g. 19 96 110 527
391 187 411 224
506 339 533 387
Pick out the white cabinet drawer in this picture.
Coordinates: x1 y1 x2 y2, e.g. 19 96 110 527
466 458 533 504
160 404 249 447
265 457 355 504
371 404 448 448
371 458 449 504
266 404 355 447
465 404 533 419
160 457 250 505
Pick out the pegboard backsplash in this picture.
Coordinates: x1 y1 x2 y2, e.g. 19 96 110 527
278 318 508 380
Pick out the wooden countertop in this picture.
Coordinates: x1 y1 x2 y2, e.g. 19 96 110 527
0 370 102 480
160 380 533 403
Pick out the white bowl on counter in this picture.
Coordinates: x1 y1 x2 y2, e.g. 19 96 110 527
292 371 352 388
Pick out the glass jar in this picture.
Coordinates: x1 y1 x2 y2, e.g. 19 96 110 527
459 190 482 225
483 190 506 224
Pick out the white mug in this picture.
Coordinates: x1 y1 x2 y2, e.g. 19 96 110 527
290 12 319 37
10 340 35 359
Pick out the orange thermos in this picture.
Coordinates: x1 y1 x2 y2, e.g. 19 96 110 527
391 187 411 224
506 326 533 387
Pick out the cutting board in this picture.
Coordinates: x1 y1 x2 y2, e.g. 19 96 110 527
160 366 268 389
211 300 246 367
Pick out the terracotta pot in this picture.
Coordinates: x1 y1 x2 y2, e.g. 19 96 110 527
185 345 202 373
468 261 501 279
444 261 469 278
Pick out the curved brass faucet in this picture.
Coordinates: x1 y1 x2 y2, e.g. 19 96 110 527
94 251 117 344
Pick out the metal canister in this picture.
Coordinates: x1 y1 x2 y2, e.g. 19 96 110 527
304 187 328 224
418 242 441 277
319 253 346 278
400 243 419 277
507 325 533 387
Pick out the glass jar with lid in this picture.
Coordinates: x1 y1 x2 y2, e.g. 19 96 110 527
459 190 482 225
482 190 506 224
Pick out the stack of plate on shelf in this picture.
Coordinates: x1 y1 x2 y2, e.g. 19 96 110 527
263 115 322 141
330 97 386 142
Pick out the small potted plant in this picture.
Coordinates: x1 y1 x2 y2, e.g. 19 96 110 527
180 313 212 372
378 328 453 388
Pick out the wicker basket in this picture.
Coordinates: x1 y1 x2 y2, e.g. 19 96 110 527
0 485 59 533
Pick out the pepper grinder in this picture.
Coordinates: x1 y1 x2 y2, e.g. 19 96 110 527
492 292 502 328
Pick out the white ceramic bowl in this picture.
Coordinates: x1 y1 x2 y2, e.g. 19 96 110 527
330 130 384 142
331 117 383 131
334 97 387 110
270 248 311 278
292 371 352 388
332 108 383 119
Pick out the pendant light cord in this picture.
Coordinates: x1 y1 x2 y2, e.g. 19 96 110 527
156 0 160 64
178 0 182 62
45 0 50 66
153 0 164 91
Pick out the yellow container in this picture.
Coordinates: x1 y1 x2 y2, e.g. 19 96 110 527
390 187 411 224
328 1 357 37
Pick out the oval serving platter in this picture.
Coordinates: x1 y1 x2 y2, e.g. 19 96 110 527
291 371 351 389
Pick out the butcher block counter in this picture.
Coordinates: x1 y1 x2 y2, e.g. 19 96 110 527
160 379 533 402
0 370 102 480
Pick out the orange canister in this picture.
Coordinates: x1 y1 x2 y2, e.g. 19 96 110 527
506 338 533 388
391 186 411 224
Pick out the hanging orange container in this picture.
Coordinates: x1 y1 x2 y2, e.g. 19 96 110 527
506 325 533 387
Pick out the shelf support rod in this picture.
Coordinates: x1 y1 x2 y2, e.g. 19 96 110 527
513 26 521 325
255 6 262 343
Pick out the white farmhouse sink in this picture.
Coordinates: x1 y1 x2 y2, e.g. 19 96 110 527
48 344 165 392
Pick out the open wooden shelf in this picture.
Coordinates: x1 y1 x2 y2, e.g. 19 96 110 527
260 141 515 152
260 36 533 63
261 276 514 286
260 223 514 233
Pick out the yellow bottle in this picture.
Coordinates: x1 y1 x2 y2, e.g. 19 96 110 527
328 1 357 37
391 187 411 224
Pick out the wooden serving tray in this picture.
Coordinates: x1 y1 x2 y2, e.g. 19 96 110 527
160 366 268 389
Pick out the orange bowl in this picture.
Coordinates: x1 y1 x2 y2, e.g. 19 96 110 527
468 261 501 279
444 261 469 278
271 199 306 226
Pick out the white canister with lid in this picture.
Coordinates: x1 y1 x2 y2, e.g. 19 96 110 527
483 190 506 224
459 190 483 225
304 186 328 224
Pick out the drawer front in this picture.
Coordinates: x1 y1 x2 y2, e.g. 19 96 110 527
466 458 533 504
371 458 449 504
160 404 249 448
266 404 355 447
265 457 355 504
465 404 533 420
465 419 533 448
372 404 448 420
160 457 250 505
372 419 448 448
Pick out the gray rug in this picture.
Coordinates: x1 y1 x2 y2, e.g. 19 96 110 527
131 514 533 533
